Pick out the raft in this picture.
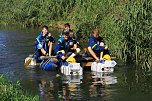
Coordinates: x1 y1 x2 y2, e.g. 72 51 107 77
24 55 94 67
24 55 117 74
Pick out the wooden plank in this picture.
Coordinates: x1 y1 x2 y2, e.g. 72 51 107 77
40 56 57 59
83 62 93 67
83 57 94 61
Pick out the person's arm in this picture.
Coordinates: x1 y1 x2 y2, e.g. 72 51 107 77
36 32 43 44
89 38 104 51
99 36 104 46
55 41 65 60
49 36 55 43
88 47 99 61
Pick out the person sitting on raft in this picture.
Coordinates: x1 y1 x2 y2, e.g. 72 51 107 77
66 30 81 61
34 25 55 61
55 31 80 63
55 31 69 62
59 23 71 37
88 28 110 63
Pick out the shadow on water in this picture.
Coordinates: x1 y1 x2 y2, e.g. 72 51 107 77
0 26 152 101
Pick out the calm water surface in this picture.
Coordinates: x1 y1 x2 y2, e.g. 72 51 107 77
0 26 152 101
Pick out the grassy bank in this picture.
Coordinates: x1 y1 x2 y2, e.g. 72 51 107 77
0 0 151 69
0 75 39 101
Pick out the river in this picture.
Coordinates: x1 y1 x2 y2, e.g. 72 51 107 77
0 26 152 101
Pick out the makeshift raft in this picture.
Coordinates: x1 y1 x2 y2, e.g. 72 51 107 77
24 55 94 67
61 63 83 75
24 55 117 75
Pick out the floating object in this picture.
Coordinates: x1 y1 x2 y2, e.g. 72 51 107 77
61 63 83 75
40 59 58 71
24 55 57 67
24 57 36 67
24 50 38 67
91 60 117 73
40 57 58 71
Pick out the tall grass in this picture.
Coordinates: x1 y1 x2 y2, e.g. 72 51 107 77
0 0 151 69
0 75 39 101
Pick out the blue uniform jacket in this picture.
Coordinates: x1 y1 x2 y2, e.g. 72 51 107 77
36 32 47 45
88 35 104 51
55 37 69 59
68 35 79 48
34 32 55 61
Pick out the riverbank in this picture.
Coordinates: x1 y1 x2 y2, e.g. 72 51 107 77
0 75 39 101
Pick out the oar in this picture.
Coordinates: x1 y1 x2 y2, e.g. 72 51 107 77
24 50 38 67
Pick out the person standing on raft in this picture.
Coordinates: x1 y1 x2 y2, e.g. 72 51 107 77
88 28 110 63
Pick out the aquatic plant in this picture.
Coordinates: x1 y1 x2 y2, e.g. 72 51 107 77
0 75 39 101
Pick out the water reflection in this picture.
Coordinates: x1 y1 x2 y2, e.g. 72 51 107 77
89 72 117 98
91 72 117 85
61 75 83 100
38 75 83 101
37 72 118 101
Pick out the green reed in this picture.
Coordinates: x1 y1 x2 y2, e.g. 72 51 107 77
0 75 39 101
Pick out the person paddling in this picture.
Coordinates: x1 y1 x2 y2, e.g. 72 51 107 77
88 28 110 63
34 26 55 61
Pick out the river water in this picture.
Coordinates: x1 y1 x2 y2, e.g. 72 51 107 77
0 26 152 101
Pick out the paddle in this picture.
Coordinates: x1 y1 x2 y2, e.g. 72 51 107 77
24 50 38 67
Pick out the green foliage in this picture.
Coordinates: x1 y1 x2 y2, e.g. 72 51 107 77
0 75 39 101
0 0 151 69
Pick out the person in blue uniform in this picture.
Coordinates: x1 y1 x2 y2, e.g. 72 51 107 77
59 23 71 37
34 26 55 61
88 28 110 62
66 30 80 59
55 31 69 62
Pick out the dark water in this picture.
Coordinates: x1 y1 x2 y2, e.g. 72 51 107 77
0 26 152 101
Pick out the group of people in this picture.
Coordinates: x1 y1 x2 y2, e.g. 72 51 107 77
34 23 110 70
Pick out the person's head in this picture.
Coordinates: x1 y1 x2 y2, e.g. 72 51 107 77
92 28 99 38
42 25 48 35
69 30 74 37
62 31 69 40
64 23 70 31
